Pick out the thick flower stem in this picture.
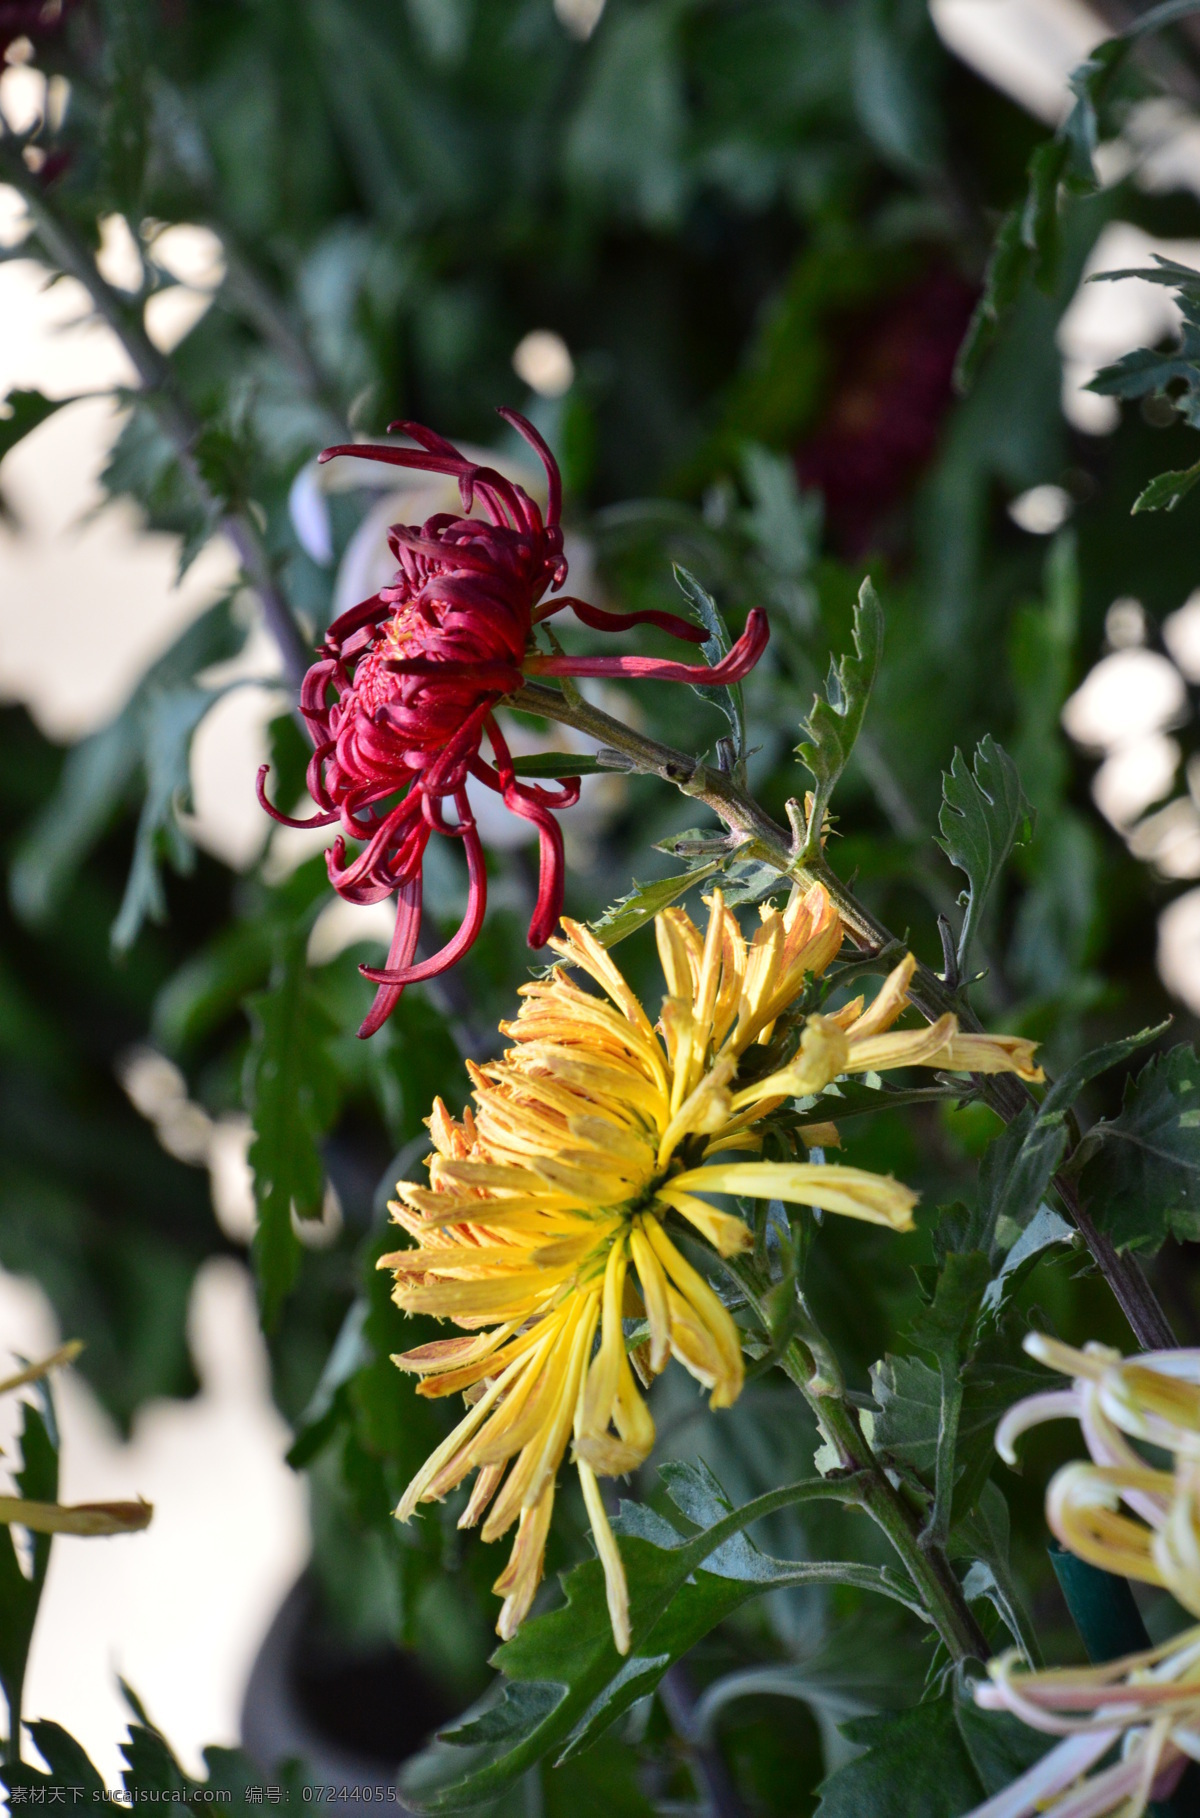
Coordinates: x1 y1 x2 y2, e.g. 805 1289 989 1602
794 1366 990 1664
515 680 1176 1353
728 1261 989 1662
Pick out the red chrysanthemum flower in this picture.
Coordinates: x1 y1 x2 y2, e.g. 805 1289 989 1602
258 410 768 1037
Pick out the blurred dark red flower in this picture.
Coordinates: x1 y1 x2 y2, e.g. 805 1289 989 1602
259 411 768 1037
794 267 978 555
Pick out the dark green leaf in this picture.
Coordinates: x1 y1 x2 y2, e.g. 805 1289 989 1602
401 1470 917 1811
0 1389 59 1747
815 1680 1048 1817
936 736 1033 975
111 686 219 952
969 1025 1165 1262
851 0 945 182
287 1298 370 1468
244 932 341 1324
20 1721 106 1794
1080 1044 1200 1250
0 391 78 466
871 1345 1043 1525
794 576 883 856
1132 460 1200 513
952 1481 1040 1661
903 1251 989 1547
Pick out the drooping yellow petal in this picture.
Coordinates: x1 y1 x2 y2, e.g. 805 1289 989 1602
936 1032 1044 1081
669 1160 918 1231
576 1461 631 1655
493 1486 556 1639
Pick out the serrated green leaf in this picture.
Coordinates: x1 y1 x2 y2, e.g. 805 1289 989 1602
0 391 78 467
871 1344 1043 1528
244 932 341 1324
815 1680 1048 1818
20 1721 106 1794
961 1026 1165 1278
794 576 883 856
10 599 245 928
1080 1043 1200 1251
286 1298 370 1469
851 0 946 183
401 1470 918 1811
1132 459 1200 513
0 1389 59 1753
903 1251 990 1548
111 685 219 952
936 736 1033 976
589 861 723 948
673 564 746 762
953 1480 1040 1661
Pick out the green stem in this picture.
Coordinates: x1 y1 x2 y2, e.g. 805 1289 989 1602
513 680 1175 1352
727 1262 988 1662
1 150 312 691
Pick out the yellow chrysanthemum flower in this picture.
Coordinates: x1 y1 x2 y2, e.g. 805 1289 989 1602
969 1338 1200 1818
381 883 1043 1652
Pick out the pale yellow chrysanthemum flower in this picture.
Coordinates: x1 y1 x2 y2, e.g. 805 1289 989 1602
380 883 1043 1652
968 1338 1200 1818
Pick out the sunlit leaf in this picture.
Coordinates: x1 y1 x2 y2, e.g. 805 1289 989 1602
794 576 883 857
936 736 1033 977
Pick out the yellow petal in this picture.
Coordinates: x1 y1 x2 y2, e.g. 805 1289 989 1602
1046 1462 1169 1587
730 1015 849 1111
846 1013 958 1075
628 1224 671 1373
579 1236 630 1444
640 1218 744 1407
669 1161 917 1232
937 1032 1043 1081
799 1122 841 1149
656 1188 753 1257
493 1486 556 1639
577 1460 631 1654
845 954 917 1040
459 1463 505 1530
550 919 659 1042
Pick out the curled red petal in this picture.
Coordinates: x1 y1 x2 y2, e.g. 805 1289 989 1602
495 407 562 530
359 803 488 989
358 877 424 1040
497 781 568 949
539 596 707 644
255 765 339 830
523 607 769 685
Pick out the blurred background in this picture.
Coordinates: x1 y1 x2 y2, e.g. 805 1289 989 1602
8 0 1200 1804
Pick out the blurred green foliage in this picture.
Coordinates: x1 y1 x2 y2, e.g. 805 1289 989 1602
8 0 1200 1812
